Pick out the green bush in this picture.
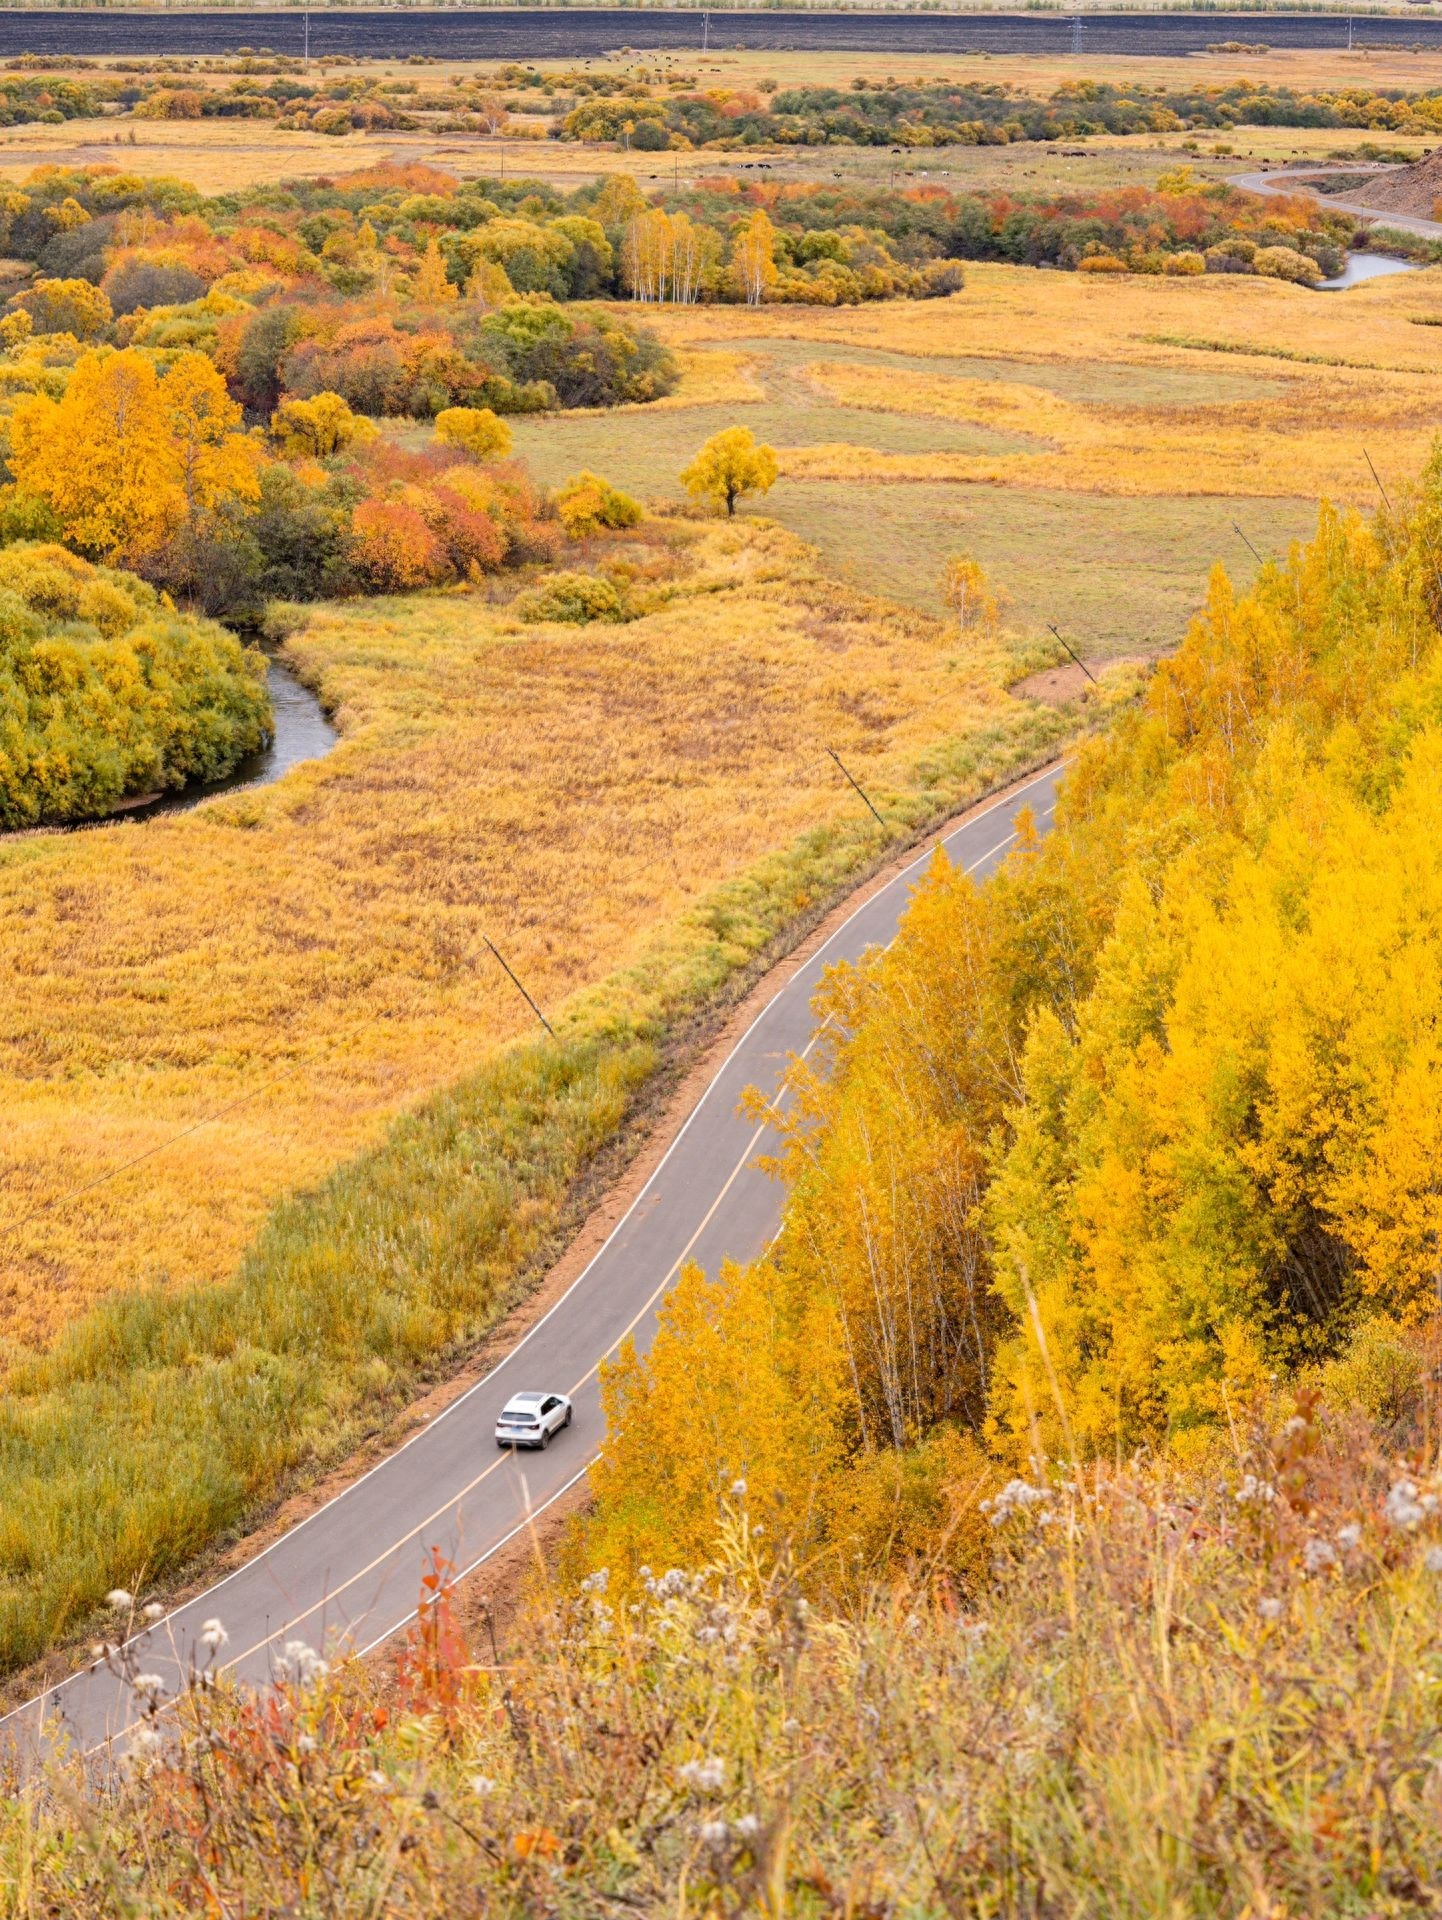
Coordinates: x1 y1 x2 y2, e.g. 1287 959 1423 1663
0 542 271 827
514 569 624 624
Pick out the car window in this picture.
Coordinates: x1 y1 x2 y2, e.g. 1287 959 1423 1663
541 1396 559 1414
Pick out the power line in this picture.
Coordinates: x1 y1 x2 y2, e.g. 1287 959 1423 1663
0 733 939 1238
0 1059 316 1243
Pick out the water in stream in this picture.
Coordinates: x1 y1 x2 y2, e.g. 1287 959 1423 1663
121 660 338 824
1318 253 1422 291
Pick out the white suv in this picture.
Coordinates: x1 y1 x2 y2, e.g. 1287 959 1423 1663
495 1391 572 1450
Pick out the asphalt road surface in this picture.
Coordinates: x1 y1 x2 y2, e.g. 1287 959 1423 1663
3 761 1061 1762
0 10 1431 59
1232 165 1442 241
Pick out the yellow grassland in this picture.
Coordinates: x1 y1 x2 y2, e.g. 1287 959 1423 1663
609 346 766 414
636 263 1442 503
0 518 1048 1354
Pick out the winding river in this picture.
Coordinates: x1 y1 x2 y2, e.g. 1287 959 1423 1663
123 660 338 824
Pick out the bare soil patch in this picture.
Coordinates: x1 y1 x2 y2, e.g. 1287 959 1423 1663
1324 149 1442 220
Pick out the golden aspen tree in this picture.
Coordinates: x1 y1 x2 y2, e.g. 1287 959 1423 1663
10 349 183 558
163 351 262 521
942 554 1002 633
465 258 513 307
621 206 674 301
270 390 377 459
730 208 777 307
668 212 717 304
591 172 649 232
10 277 112 341
412 237 457 305
588 1258 846 1587
680 426 778 516
473 89 509 135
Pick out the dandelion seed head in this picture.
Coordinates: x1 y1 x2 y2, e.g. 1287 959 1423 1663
679 1755 726 1795
1385 1478 1438 1531
105 1590 134 1612
1303 1538 1337 1574
141 1602 164 1624
1234 1475 1276 1509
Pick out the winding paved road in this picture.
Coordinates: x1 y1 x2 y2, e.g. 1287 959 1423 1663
1231 164 1442 241
2 762 1061 1761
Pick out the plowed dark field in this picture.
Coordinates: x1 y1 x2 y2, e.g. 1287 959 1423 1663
0 8 1433 62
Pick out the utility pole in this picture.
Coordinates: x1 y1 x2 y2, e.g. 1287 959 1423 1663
703 10 709 53
825 748 886 826
483 938 555 1038
303 10 310 66
1047 623 1097 685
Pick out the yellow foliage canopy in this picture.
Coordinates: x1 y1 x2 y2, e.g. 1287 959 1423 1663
680 425 778 517
583 454 1442 1584
9 347 260 561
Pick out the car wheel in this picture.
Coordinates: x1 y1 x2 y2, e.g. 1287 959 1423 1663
563 1407 572 1429
540 1426 551 1449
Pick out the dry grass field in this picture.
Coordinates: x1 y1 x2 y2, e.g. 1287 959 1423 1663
0 517 1059 1358
0 113 1428 197
3 37 1441 192
511 261 1442 644
1 86 1438 1661
12 256 1430 1352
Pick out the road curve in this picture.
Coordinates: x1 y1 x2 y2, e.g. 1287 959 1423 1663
3 762 1062 1761
1231 164 1442 240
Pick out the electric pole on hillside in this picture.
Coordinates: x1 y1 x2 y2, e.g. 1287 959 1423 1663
304 10 310 65
703 11 710 53
1071 16 1083 54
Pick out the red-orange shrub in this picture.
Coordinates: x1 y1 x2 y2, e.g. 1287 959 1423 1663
349 498 446 591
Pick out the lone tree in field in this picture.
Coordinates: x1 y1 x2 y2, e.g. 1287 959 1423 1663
942 554 1003 633
681 427 778 518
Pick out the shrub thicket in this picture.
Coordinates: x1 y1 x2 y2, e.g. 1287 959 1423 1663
0 541 270 827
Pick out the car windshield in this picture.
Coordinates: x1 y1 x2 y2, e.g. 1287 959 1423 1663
500 1412 537 1424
